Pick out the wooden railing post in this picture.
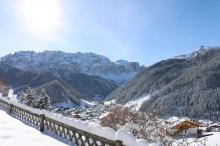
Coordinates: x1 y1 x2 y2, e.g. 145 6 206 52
8 104 13 114
115 140 123 146
0 99 125 146
40 114 45 132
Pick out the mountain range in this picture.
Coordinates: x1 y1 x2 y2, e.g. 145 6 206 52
1 51 141 83
0 51 142 106
1 47 220 120
106 47 220 120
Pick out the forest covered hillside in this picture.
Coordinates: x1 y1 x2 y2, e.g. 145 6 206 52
106 47 220 120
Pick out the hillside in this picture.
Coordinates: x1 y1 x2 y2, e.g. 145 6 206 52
0 63 85 106
59 72 118 100
35 80 84 106
106 47 220 120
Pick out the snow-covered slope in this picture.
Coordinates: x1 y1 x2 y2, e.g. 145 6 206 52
173 46 219 59
172 132 220 146
0 110 70 146
125 94 150 110
1 51 141 83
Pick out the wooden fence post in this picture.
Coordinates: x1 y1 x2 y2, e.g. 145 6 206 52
40 114 45 132
8 104 13 114
115 140 123 146
0 99 126 146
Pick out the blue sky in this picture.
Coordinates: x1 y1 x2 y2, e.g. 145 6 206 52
0 0 219 66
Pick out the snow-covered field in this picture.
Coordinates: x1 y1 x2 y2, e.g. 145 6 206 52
205 132 220 146
173 132 220 146
0 110 70 146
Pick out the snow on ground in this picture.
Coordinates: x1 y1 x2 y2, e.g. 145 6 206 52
43 109 159 146
115 129 159 146
173 132 220 146
99 111 109 119
80 99 95 108
125 94 150 110
206 132 220 146
104 99 116 106
52 99 95 109
0 108 158 146
0 96 158 146
0 110 70 146
165 116 220 145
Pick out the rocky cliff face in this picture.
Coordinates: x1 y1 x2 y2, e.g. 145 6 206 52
1 51 141 83
106 47 220 120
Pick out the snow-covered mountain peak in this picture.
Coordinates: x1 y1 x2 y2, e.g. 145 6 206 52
1 50 142 83
189 46 213 58
115 60 130 65
173 46 220 60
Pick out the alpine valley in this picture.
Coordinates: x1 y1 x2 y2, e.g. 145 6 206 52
1 47 220 145
0 51 142 106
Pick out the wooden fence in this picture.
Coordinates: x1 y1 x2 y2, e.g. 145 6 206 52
0 98 123 146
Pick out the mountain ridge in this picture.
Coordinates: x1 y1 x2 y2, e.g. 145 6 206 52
0 50 142 101
0 63 86 106
106 47 220 120
1 50 142 84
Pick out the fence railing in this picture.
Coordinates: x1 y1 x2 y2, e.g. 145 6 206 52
0 98 123 146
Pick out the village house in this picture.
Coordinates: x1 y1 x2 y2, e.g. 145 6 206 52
206 124 220 132
171 120 202 136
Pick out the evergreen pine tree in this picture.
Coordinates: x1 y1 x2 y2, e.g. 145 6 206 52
37 89 51 109
22 88 36 107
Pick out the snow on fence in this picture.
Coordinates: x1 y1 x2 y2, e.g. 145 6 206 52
0 98 123 146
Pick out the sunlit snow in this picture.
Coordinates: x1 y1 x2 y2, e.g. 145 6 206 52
0 110 69 146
